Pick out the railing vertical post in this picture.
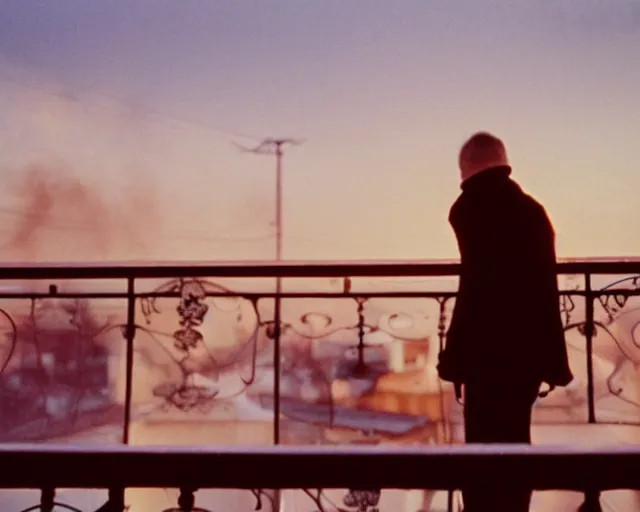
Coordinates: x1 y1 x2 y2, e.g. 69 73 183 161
584 272 596 424
579 491 603 512
122 276 136 444
112 276 138 512
40 487 55 512
273 277 282 445
176 488 197 512
583 272 601 510
271 275 283 512
108 487 126 512
438 297 456 512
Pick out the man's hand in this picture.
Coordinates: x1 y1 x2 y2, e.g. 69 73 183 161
537 383 556 398
454 382 464 404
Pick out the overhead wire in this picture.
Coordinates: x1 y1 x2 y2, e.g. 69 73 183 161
0 207 273 244
0 207 366 250
0 73 264 142
0 67 357 253
0 70 275 248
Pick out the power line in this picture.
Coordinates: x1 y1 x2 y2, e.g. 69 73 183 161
0 70 315 256
0 207 273 244
0 74 263 142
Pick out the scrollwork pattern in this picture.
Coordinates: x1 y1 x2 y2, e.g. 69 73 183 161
598 276 640 323
0 271 639 512
0 271 639 444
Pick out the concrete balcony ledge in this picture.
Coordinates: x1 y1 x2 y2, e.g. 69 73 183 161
0 443 639 491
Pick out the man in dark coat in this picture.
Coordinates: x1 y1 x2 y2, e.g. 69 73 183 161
437 132 573 511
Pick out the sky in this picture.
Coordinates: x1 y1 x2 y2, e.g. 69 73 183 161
0 0 639 261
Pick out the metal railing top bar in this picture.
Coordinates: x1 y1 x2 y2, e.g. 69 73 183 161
1 258 640 280
0 289 637 301
0 444 639 491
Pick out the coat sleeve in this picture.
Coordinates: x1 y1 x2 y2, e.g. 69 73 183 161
438 201 492 383
530 205 574 386
437 206 466 383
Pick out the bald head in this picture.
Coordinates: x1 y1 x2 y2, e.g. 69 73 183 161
458 132 510 183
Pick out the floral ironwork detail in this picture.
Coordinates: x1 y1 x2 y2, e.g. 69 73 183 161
342 489 381 512
174 281 209 351
151 381 219 412
598 275 640 322
303 488 382 512
595 276 640 407
557 274 640 410
139 277 260 411
560 294 577 327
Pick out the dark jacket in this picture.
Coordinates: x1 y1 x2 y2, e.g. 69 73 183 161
437 167 573 388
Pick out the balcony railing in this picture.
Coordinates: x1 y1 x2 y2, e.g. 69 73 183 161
0 259 640 511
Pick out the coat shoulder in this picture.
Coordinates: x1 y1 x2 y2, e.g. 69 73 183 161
520 193 554 231
448 193 464 223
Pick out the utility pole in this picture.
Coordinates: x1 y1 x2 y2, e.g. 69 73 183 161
236 138 303 262
237 137 304 446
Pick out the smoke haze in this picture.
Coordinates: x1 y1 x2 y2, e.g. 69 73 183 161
0 61 274 262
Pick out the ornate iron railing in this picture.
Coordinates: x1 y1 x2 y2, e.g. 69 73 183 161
0 259 639 511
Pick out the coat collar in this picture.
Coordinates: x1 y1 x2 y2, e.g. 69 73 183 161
461 165 512 192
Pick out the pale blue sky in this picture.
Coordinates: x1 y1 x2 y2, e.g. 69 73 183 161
0 1 639 261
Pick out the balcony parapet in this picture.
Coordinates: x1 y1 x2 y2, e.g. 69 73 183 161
0 443 639 491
